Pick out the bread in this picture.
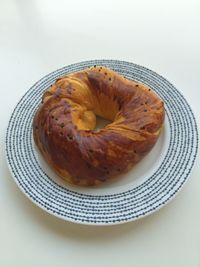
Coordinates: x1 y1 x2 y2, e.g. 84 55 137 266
33 66 165 186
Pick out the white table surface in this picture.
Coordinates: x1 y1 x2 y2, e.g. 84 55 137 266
0 0 200 266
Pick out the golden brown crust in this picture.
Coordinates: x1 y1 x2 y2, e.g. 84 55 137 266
33 66 165 186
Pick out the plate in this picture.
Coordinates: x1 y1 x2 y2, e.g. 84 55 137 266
5 60 198 225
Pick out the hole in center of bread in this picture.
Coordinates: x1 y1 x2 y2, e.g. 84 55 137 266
93 116 111 132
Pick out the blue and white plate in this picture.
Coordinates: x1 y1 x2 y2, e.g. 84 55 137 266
5 60 198 225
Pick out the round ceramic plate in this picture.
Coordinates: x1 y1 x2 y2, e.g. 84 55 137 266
6 60 198 225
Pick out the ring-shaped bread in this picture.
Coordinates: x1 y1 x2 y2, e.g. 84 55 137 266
33 66 165 186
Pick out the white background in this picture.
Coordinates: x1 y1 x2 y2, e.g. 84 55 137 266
0 0 200 266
